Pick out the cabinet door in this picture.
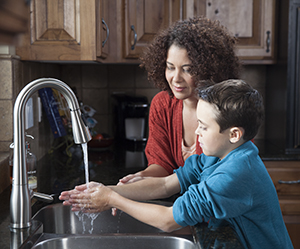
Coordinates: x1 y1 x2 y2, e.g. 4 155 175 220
124 0 181 59
186 0 277 64
16 0 97 61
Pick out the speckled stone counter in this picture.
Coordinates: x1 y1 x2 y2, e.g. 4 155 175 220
0 141 244 249
193 222 243 248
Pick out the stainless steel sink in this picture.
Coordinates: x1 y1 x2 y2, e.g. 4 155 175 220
31 235 196 249
24 202 196 249
33 203 166 234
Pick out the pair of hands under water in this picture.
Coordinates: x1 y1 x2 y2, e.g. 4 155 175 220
59 173 145 215
59 181 111 213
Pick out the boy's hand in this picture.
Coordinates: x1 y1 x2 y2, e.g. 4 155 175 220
59 181 102 207
66 183 113 213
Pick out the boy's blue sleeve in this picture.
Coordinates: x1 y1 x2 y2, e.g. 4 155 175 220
174 155 201 193
173 160 253 227
174 155 219 193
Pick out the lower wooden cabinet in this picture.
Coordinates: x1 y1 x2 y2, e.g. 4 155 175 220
264 160 300 248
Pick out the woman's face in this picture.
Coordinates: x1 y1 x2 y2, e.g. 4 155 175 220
165 45 196 100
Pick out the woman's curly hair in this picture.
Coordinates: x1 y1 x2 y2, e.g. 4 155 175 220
140 16 242 97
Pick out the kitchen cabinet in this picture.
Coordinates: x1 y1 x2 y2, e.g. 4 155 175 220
264 161 300 248
190 0 277 64
16 0 277 63
16 0 183 62
115 0 278 63
123 0 181 59
16 0 111 61
0 0 29 44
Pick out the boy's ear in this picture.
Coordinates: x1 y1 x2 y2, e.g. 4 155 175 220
229 127 244 143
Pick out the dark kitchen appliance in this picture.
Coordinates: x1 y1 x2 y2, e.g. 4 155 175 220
113 94 149 144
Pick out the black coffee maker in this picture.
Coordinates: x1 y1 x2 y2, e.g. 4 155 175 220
113 94 149 143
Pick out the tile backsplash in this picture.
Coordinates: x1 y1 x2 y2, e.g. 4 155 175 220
0 52 280 193
60 63 160 138
0 57 269 157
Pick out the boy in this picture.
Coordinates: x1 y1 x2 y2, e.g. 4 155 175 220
60 79 293 249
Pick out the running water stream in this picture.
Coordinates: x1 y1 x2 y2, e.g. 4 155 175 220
82 143 89 189
74 143 99 234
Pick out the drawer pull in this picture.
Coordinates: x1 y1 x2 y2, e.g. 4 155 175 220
278 180 300 184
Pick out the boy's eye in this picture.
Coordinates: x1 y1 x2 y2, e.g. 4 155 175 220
200 126 207 131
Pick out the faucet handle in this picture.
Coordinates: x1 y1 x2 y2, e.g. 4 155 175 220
25 134 34 140
30 190 54 203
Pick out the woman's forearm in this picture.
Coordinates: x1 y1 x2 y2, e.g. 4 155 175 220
118 164 169 184
140 164 170 177
110 174 180 201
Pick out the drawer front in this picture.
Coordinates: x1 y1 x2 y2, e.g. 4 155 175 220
280 199 300 215
264 161 300 196
267 167 300 195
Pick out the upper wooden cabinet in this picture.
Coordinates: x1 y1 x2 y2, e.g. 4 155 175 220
16 0 109 61
184 0 277 64
15 0 277 64
123 0 181 59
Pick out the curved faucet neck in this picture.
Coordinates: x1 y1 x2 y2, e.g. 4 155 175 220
10 78 91 229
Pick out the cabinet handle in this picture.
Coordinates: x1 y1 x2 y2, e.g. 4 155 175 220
102 18 109 48
278 180 300 184
131 25 137 50
266 31 271 53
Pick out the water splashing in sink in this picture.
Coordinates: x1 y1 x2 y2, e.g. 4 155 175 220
74 210 99 234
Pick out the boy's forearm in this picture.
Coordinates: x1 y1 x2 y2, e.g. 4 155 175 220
109 191 180 232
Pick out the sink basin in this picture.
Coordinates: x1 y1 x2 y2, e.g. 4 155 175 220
33 202 178 234
22 202 196 249
31 235 196 249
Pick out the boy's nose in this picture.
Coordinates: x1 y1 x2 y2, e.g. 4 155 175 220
195 127 201 136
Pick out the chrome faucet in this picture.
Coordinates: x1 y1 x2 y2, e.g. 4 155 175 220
10 78 91 229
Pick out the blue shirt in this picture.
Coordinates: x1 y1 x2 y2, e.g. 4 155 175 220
173 141 293 249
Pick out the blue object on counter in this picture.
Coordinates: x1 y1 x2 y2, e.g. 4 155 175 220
38 88 67 138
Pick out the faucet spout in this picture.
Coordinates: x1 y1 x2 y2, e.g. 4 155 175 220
10 78 91 229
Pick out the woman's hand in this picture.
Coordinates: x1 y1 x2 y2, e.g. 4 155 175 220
118 173 145 184
119 164 169 185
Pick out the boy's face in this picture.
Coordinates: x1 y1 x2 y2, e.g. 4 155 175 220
195 99 232 160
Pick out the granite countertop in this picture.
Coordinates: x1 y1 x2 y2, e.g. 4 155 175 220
0 140 244 249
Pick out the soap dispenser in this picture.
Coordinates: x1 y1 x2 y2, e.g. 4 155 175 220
26 140 37 191
9 134 37 190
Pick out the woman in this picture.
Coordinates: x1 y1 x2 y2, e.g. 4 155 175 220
119 16 241 184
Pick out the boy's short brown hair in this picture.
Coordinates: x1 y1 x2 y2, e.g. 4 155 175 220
197 79 264 141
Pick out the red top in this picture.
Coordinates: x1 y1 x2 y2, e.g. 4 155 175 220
145 91 202 175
